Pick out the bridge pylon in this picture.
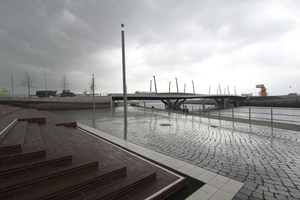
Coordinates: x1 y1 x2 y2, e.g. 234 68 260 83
161 99 186 110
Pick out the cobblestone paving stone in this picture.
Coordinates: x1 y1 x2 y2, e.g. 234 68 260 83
55 107 300 199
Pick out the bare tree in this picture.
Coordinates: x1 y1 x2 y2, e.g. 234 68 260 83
20 71 37 97
60 73 70 91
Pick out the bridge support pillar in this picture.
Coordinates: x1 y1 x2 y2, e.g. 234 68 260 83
202 99 206 112
161 99 186 110
214 98 233 109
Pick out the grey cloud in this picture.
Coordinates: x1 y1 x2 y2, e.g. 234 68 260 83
0 0 299 95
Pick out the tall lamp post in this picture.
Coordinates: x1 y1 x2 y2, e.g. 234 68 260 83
92 74 95 127
153 76 157 93
192 80 195 94
11 76 14 97
175 78 179 93
44 74 47 97
121 24 127 131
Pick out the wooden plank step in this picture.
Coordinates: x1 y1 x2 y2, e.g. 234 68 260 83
0 150 46 165
147 177 188 200
55 122 77 128
0 121 28 153
22 122 46 152
9 166 126 200
0 155 72 179
39 166 127 200
0 106 22 118
69 172 157 200
0 144 22 153
17 108 46 123
0 119 18 143
0 160 99 199
38 123 82 158
100 172 157 200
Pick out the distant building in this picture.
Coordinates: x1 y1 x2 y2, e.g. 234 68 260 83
288 93 297 96
1 87 10 98
242 93 253 97
135 91 155 94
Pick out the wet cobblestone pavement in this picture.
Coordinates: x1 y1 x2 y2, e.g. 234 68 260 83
55 107 300 199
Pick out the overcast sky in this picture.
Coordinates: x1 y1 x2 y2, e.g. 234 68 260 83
1 0 300 96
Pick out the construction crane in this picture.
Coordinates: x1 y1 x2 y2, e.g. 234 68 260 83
256 84 267 97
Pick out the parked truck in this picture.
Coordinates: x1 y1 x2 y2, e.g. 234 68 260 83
60 90 76 97
36 90 57 98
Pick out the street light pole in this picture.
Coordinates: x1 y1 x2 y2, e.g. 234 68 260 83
121 24 127 129
192 80 195 94
45 74 47 97
175 78 179 93
11 76 14 97
153 76 157 93
92 74 95 127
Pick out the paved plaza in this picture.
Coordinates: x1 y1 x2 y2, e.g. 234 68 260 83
78 107 300 200
152 111 300 199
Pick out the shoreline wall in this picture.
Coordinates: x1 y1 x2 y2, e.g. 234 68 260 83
241 96 300 108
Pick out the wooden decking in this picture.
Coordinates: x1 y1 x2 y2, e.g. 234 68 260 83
0 105 187 199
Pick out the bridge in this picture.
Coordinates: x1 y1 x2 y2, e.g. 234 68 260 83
0 93 246 111
109 93 247 110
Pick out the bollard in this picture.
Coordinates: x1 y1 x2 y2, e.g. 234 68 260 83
271 108 273 126
271 108 274 135
232 107 234 129
249 107 251 122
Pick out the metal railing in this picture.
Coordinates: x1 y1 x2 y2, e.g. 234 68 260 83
141 103 300 127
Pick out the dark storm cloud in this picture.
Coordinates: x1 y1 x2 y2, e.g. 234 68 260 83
1 0 300 95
